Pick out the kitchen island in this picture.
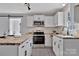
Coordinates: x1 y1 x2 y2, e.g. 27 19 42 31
53 35 79 56
0 34 33 56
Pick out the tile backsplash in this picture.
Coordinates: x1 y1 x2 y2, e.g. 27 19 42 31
25 26 63 34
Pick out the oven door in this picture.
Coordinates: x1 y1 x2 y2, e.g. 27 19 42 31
33 36 45 44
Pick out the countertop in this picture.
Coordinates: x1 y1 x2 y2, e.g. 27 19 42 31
0 34 33 45
55 35 79 39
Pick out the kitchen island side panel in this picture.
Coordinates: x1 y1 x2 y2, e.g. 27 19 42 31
63 39 79 56
0 45 18 56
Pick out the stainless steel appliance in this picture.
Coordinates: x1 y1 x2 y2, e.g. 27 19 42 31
33 21 44 27
33 32 45 44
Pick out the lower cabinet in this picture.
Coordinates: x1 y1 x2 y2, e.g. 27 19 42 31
19 37 33 56
26 38 33 56
45 34 52 47
0 37 33 56
53 36 79 56
53 36 63 56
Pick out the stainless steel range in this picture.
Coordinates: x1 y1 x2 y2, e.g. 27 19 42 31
33 32 45 44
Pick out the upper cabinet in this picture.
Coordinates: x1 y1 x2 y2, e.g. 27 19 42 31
54 12 64 26
45 16 54 27
26 16 33 27
26 14 64 27
33 15 45 21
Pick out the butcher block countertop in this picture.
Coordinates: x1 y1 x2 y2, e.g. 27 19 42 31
0 34 32 45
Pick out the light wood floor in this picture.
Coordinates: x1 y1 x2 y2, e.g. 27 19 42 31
32 47 55 56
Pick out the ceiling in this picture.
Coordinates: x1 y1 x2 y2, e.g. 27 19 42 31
0 3 64 16
28 3 64 15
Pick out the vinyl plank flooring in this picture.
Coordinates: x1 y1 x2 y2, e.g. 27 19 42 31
32 48 55 56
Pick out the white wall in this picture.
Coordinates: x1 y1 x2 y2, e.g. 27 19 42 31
0 3 28 14
25 27 63 34
74 5 79 23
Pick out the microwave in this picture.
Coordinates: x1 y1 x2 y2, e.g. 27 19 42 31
33 21 44 27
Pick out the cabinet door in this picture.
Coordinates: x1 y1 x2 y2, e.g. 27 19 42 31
27 16 33 27
53 14 58 26
54 12 63 26
19 44 25 56
45 35 51 47
45 16 53 27
19 40 28 56
53 36 57 55
55 37 60 56
58 12 63 26
58 38 63 56
25 38 33 56
53 36 55 53
53 36 59 56
25 41 30 56
51 37 53 50
28 39 33 56
34 15 44 21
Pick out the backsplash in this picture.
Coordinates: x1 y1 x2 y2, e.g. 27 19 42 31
25 26 63 34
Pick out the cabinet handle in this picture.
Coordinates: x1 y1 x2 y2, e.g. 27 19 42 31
25 50 27 56
21 46 24 48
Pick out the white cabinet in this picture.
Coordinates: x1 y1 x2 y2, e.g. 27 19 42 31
58 38 63 56
53 36 63 56
18 38 33 56
0 37 33 56
19 42 26 56
53 36 59 56
26 15 55 27
26 37 33 56
45 16 54 27
45 34 52 47
33 15 45 21
54 12 63 26
27 16 33 27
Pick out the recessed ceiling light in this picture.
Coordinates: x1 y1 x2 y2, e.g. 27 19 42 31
62 4 66 7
